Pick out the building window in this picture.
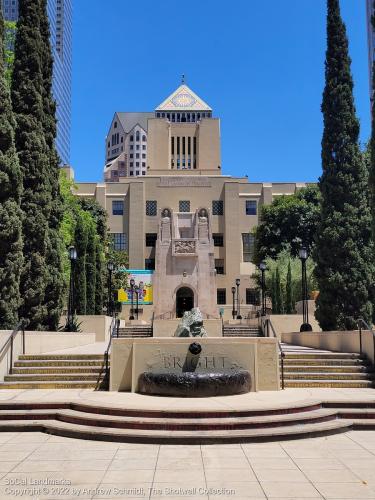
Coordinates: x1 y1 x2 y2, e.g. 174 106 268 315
146 200 157 216
112 233 126 251
136 153 139 159
145 258 155 270
112 201 124 215
217 289 226 305
212 200 224 215
142 162 146 167
145 233 157 247
142 145 146 150
246 288 260 306
114 121 117 129
246 200 257 215
130 153 133 158
142 153 146 159
142 135 146 142
242 233 255 262
179 200 190 212
213 233 224 247
136 131 140 141
130 162 133 167
130 135 134 142
136 171 140 176
215 259 225 275
130 171 134 176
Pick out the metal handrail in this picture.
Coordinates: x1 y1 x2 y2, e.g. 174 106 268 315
356 317 375 365
261 317 285 390
0 322 25 375
151 312 155 337
95 315 116 391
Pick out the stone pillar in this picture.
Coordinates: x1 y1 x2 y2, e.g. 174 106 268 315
128 182 145 269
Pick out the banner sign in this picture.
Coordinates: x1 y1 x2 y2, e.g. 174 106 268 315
118 270 154 305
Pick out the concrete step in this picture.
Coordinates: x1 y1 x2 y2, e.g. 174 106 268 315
285 380 374 388
0 408 336 430
284 372 374 381
4 373 99 382
18 354 105 361
283 353 362 359
282 359 366 366
11 367 102 375
1 400 375 442
0 381 98 389
283 365 370 373
14 360 105 367
0 417 351 443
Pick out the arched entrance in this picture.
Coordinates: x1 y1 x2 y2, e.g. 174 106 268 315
176 287 194 318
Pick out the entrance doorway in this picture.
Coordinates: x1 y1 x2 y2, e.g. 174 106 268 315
176 287 194 318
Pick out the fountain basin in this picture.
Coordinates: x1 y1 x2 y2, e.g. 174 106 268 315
138 370 251 397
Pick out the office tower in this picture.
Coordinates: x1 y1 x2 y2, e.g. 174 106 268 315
1 0 72 164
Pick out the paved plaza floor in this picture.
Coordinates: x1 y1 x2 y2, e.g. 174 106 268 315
0 389 373 499
0 387 374 411
0 429 374 499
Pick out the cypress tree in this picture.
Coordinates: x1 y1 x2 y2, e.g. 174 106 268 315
315 0 373 330
73 213 88 315
85 222 96 315
39 0 64 330
271 271 278 314
11 0 51 329
285 260 293 314
0 7 23 329
95 240 103 315
275 267 284 314
370 1 375 241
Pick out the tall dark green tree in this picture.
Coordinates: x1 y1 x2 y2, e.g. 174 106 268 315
285 260 293 314
0 7 23 329
85 221 97 315
39 0 64 330
370 1 375 241
315 0 373 330
95 241 103 315
73 213 88 315
11 0 51 329
275 267 284 314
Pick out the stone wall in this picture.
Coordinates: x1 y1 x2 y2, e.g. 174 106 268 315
110 337 279 392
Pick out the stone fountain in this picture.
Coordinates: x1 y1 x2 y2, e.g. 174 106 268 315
138 308 251 397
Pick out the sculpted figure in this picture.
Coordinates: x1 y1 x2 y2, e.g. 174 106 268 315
174 308 207 337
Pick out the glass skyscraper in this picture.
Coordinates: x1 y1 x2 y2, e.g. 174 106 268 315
1 0 72 165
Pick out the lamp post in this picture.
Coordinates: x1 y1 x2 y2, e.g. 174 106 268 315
66 246 77 330
236 278 242 319
231 287 236 320
107 262 114 317
129 278 135 320
259 261 267 316
299 246 312 332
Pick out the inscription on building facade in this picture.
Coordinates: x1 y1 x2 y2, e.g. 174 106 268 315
159 177 211 187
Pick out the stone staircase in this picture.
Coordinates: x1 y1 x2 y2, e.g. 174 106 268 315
116 326 152 338
223 325 260 337
0 400 373 443
281 344 375 388
0 354 106 389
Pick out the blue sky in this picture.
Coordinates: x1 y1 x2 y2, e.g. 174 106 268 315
71 0 370 183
